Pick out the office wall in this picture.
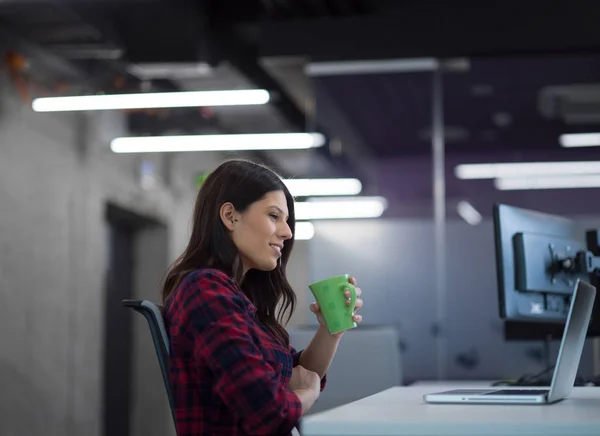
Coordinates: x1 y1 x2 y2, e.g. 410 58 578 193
309 217 599 383
285 240 311 328
0 58 224 435
378 154 600 220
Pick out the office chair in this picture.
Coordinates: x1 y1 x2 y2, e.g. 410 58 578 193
123 300 301 435
122 299 177 436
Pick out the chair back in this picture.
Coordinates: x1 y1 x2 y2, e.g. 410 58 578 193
123 299 177 435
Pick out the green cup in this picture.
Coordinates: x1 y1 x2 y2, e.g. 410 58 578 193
309 274 358 335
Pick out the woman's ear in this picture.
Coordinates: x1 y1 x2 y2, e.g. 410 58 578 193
219 202 238 231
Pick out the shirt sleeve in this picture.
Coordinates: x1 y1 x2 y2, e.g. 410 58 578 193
177 270 302 435
290 345 328 392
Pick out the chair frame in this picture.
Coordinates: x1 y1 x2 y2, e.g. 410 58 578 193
122 299 178 435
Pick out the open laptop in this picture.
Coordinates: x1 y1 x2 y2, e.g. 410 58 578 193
424 279 596 405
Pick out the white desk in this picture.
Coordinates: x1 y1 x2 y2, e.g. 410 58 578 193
301 385 600 436
410 380 498 388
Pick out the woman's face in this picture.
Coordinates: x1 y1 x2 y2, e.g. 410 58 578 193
226 190 293 274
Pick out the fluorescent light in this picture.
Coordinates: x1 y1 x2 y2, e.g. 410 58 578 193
284 178 362 196
127 62 212 80
456 201 482 225
31 89 270 112
495 175 600 190
559 133 600 148
455 161 600 179
305 57 469 76
305 58 439 76
294 222 315 240
110 133 326 153
295 196 388 220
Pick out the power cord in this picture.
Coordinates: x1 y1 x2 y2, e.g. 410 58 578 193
492 364 591 387
492 365 555 387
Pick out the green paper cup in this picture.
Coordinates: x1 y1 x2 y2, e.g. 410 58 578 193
309 274 358 335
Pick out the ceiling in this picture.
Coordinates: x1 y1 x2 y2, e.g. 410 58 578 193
315 54 600 157
2 0 600 181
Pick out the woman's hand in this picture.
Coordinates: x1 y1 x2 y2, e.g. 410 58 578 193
309 276 363 338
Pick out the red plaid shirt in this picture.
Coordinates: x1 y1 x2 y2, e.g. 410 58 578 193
165 268 326 436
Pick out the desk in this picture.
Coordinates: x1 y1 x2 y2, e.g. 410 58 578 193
301 384 600 436
410 380 498 388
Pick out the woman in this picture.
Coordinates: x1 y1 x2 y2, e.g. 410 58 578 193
162 159 364 436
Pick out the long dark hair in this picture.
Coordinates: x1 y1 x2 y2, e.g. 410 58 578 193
162 159 297 346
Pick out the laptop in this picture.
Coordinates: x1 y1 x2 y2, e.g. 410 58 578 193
423 279 596 405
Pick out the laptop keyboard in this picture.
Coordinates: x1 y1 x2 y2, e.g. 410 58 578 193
485 389 549 396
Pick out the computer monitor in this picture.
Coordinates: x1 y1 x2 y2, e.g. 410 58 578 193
493 204 600 340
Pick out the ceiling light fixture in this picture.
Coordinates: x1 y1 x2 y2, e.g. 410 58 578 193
495 174 600 191
456 201 482 225
31 89 270 112
305 57 469 77
305 58 439 76
284 178 362 197
559 133 600 148
455 161 600 179
295 196 388 220
127 62 213 80
110 133 326 153
295 222 315 240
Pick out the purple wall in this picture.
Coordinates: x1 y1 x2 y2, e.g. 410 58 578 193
376 149 600 219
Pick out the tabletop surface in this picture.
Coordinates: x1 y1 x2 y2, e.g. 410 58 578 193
301 384 600 436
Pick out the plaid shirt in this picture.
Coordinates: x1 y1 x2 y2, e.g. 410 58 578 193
165 268 326 436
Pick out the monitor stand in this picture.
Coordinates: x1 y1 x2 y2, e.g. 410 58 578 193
593 337 600 376
543 334 552 370
494 335 597 387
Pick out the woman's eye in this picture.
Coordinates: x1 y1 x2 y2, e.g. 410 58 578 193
270 214 278 220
